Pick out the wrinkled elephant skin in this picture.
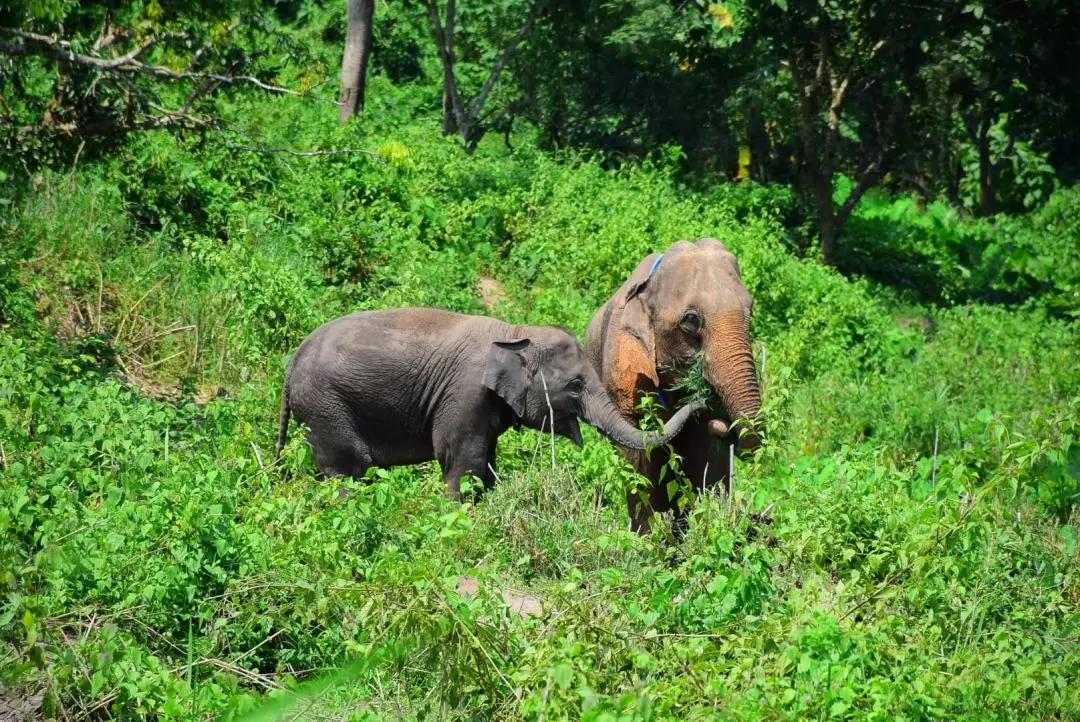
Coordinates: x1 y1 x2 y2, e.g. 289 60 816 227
276 307 705 501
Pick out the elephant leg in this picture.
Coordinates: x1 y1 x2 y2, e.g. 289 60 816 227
435 430 495 502
670 422 733 535
675 421 730 496
308 426 373 480
622 446 672 535
624 421 727 538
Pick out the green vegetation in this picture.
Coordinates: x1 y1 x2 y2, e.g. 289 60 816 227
2 1 1079 720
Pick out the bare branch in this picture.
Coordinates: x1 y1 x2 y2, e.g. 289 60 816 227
3 27 164 68
0 26 317 101
92 11 119 53
467 0 544 121
215 131 378 158
422 0 469 132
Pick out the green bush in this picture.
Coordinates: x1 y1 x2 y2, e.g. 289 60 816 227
1 86 1078 721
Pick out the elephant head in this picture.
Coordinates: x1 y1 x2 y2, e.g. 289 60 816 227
482 330 705 451
605 238 762 455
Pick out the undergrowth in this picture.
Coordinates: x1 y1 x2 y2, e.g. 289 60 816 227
1 89 1079 721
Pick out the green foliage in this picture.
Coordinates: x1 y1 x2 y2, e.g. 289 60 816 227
2 21 1080 720
840 181 1080 315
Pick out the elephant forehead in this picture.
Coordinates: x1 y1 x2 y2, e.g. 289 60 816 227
544 334 584 359
658 258 749 309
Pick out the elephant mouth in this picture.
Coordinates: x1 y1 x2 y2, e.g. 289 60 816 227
554 415 583 447
707 418 732 438
707 415 761 457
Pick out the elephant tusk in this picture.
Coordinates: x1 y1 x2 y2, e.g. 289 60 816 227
707 419 730 438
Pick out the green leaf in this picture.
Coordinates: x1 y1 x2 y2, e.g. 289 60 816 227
553 662 575 690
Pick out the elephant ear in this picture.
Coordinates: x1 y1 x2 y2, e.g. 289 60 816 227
608 254 661 414
482 338 532 418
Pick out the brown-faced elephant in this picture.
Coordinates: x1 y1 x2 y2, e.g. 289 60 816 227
585 238 762 534
275 307 706 501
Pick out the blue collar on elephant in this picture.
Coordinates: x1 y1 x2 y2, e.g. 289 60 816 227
648 253 664 278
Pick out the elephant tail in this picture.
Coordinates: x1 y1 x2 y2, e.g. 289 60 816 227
274 375 291 464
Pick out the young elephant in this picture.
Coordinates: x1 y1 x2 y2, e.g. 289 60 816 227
275 307 704 500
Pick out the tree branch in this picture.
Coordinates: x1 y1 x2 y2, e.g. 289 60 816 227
3 27 163 68
215 130 377 158
422 0 469 131
0 26 313 100
467 0 544 121
92 12 120 53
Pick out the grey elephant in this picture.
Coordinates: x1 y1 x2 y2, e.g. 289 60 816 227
275 307 705 500
585 238 763 534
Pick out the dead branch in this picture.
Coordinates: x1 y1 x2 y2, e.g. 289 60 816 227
467 0 545 121
215 130 378 158
0 26 312 99
3 27 164 68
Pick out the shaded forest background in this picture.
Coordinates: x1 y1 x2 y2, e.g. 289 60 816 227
4 0 1079 269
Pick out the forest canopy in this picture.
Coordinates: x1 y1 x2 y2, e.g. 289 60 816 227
4 0 1078 263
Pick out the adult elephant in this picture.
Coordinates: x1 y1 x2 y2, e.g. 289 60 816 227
585 238 762 534
275 307 706 500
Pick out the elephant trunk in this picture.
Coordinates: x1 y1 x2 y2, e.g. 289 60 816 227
581 381 703 451
704 311 762 454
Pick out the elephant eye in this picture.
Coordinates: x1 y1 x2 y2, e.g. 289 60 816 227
566 378 586 396
679 309 703 336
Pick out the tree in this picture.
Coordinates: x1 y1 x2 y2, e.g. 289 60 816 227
511 0 749 169
420 0 543 152
740 0 946 265
339 0 376 122
930 0 1074 216
0 2 307 164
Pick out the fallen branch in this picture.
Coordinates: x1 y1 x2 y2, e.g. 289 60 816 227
39 108 209 137
217 135 378 158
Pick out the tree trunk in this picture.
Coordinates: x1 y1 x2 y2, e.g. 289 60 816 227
976 120 995 216
441 65 455 135
816 184 838 266
424 0 541 151
800 129 839 266
747 107 770 182
338 0 375 123
440 0 456 135
791 57 840 267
